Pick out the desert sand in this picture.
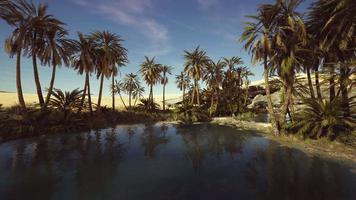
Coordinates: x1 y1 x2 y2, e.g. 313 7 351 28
0 92 181 109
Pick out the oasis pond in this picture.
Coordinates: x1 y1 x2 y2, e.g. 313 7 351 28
0 123 355 200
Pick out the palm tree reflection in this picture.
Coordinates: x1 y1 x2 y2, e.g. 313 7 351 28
141 124 169 159
178 124 247 173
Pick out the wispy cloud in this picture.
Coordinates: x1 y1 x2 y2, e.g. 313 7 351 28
210 29 237 42
197 0 219 9
72 0 171 56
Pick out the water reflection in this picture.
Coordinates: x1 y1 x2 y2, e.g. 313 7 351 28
0 123 355 200
141 124 169 159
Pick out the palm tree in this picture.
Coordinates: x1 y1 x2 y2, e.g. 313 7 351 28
133 85 145 107
268 0 307 131
203 60 224 109
140 56 162 110
24 2 65 107
175 72 190 106
71 32 96 114
240 3 281 134
49 88 83 119
114 80 128 110
308 0 356 116
1 0 31 111
122 73 140 108
110 65 120 110
91 30 128 110
183 46 210 106
137 98 160 111
40 26 73 108
222 56 243 83
160 65 173 111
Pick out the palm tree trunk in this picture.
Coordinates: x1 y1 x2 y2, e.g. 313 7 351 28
191 85 195 105
163 83 166 111
32 54 44 106
314 65 322 101
195 80 200 106
134 97 138 107
263 55 279 134
340 65 349 116
97 74 104 109
87 73 93 115
78 73 88 113
112 75 115 111
44 63 57 108
16 49 26 111
182 85 185 106
325 56 336 102
210 90 214 108
280 85 293 134
329 65 336 102
306 67 315 99
149 84 153 109
119 91 128 110
129 91 132 108
244 88 249 107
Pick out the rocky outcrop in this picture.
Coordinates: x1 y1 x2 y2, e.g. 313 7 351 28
247 74 356 110
248 91 282 109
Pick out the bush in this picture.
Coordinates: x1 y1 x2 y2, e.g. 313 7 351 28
289 98 355 140
173 105 211 124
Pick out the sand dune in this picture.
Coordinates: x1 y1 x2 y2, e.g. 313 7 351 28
0 92 181 109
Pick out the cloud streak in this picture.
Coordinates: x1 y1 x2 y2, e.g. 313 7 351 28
72 0 171 56
197 0 219 9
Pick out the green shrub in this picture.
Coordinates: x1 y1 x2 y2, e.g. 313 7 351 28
289 98 355 140
173 105 211 124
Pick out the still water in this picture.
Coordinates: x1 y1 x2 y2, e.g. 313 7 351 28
0 123 355 200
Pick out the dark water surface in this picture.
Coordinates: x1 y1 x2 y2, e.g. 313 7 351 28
0 123 355 200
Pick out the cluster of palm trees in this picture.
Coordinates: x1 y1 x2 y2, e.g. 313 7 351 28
240 0 355 136
0 0 128 113
176 46 253 115
138 56 173 111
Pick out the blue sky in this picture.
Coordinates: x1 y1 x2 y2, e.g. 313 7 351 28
0 0 311 97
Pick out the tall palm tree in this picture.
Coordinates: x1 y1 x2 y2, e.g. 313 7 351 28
122 73 140 108
25 2 65 107
71 32 96 114
308 0 356 116
40 26 73 108
91 30 128 110
175 72 190 106
240 3 281 134
2 1 27 111
140 56 162 110
183 46 210 106
203 60 224 109
160 65 172 111
268 0 307 131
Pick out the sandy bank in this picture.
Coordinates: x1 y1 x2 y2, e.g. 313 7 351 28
210 117 356 164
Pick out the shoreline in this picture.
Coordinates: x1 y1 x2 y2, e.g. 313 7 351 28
1 114 355 165
210 117 356 164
